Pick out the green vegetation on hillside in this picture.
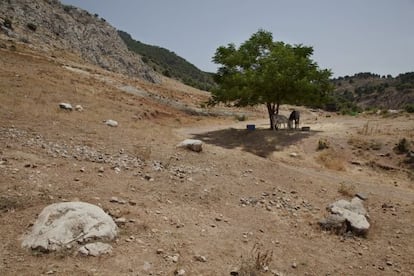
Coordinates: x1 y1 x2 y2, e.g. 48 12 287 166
118 30 216 91
328 72 414 113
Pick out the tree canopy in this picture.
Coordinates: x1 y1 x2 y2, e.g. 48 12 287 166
211 29 333 128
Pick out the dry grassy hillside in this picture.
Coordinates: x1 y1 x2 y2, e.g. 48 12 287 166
1 40 414 275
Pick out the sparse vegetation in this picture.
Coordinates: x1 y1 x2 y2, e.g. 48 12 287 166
317 149 346 171
317 138 330 150
357 121 381 136
330 71 414 111
237 243 273 276
235 114 247 121
394 138 410 154
404 103 414 113
338 182 356 197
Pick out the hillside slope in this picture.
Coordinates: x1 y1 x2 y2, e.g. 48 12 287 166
0 0 159 82
331 72 414 111
118 30 216 91
1 42 414 275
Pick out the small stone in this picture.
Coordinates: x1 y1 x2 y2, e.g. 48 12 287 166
194 255 207 262
169 254 179 263
175 269 186 275
75 105 83 111
292 262 297 268
386 260 393 266
156 249 164 254
59 103 73 111
110 197 127 204
143 261 152 271
355 192 368 200
104 120 118 127
115 217 127 225
98 167 105 173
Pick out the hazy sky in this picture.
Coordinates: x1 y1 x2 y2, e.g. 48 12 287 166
61 0 414 77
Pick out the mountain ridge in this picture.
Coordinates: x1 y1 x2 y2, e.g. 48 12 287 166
0 0 159 83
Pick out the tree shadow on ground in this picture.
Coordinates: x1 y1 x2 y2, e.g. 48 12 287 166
192 127 319 158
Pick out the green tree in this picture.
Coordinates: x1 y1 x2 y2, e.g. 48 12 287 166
211 29 333 129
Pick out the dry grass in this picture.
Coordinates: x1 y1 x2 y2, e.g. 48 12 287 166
348 137 383 151
316 148 346 171
237 243 273 276
338 182 356 197
317 138 330 150
357 121 381 136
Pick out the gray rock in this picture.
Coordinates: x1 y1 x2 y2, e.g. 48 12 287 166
78 242 112 256
104 120 118 127
355 192 368 201
325 197 370 236
59 103 73 111
22 202 117 252
318 214 347 235
177 139 203 152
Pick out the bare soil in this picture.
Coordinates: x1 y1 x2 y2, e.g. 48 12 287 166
1 41 413 276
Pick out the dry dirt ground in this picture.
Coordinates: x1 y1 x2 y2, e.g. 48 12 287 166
1 41 413 276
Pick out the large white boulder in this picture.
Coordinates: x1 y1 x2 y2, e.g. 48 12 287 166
326 197 370 236
177 139 203 152
22 202 118 252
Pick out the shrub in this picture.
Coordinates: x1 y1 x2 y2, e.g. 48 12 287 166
26 23 37 32
404 103 414 113
317 138 329 150
235 114 247 121
394 138 410 154
317 149 346 171
237 243 273 276
338 182 356 197
62 5 72 13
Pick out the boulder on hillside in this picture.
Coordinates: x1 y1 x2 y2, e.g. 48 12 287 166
22 202 118 254
319 197 370 236
177 139 203 152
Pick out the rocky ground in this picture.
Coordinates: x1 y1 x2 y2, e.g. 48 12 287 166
1 40 413 275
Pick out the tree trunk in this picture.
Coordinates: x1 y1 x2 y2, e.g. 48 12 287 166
266 102 276 129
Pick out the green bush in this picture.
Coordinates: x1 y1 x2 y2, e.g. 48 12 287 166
404 103 414 113
394 138 410 154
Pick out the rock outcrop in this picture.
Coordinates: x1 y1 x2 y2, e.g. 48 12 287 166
22 201 118 253
0 0 159 83
319 197 370 236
